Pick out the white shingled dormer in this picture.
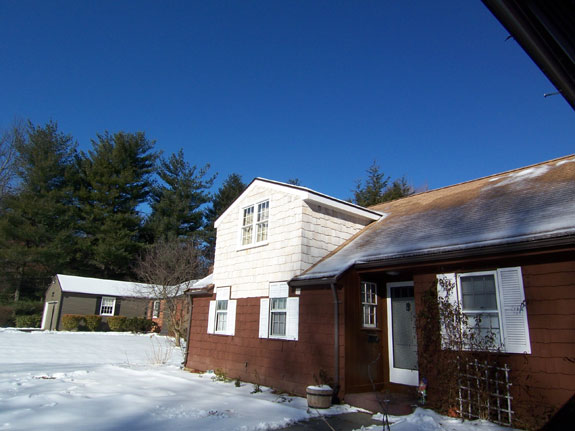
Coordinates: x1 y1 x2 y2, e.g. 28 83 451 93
212 178 381 300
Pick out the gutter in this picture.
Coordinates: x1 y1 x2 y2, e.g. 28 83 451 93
482 0 575 110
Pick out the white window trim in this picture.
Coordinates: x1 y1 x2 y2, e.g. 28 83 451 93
100 296 116 316
237 199 270 250
259 282 299 341
457 270 503 348
207 287 237 336
437 267 531 354
361 281 378 328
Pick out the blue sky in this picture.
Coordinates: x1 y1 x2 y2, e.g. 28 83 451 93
1 1 573 200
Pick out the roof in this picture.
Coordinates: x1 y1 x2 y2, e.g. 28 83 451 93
214 177 381 228
56 274 155 298
292 155 575 284
185 273 214 295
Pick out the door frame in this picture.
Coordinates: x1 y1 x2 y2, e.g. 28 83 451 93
386 281 419 386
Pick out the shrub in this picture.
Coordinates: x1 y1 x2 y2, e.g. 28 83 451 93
15 314 42 328
0 305 15 327
84 315 102 331
107 316 127 331
124 317 154 333
13 300 44 316
61 314 85 331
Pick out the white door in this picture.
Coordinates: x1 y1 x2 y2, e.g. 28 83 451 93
386 282 418 386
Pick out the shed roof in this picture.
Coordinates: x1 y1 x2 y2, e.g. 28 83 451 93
292 155 575 284
56 274 157 298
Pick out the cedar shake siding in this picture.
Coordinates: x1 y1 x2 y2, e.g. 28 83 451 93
187 286 342 397
408 251 575 429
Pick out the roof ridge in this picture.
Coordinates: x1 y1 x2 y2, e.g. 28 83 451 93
368 154 575 209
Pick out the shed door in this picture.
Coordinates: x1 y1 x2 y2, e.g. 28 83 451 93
386 282 418 386
41 301 58 330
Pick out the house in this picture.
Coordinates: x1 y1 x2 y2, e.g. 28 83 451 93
185 155 575 428
41 274 156 331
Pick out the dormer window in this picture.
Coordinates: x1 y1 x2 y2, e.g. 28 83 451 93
241 200 269 246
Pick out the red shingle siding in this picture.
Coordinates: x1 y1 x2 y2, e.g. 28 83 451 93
186 287 337 397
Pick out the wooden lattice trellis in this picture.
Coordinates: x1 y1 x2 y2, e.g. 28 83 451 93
457 359 513 426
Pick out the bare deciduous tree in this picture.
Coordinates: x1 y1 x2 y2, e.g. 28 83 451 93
134 238 208 347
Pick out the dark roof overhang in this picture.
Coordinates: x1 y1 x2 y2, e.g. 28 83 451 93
482 0 575 110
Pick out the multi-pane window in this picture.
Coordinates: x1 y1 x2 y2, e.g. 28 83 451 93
241 200 269 246
100 296 116 316
459 273 501 345
215 300 228 333
270 297 287 337
241 206 254 245
256 201 269 242
152 300 160 318
361 282 377 327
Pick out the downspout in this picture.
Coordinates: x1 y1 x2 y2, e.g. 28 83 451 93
330 282 340 401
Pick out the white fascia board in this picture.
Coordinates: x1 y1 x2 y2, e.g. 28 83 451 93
303 194 382 221
214 178 382 228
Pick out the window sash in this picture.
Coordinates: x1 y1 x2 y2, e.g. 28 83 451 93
361 282 377 327
241 200 269 246
100 297 115 316
152 300 160 318
215 300 228 332
270 297 287 337
458 272 503 348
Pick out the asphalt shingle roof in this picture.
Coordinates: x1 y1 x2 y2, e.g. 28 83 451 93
293 155 575 283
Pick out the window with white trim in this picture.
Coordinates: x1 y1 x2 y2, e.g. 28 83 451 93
100 296 116 316
437 267 531 354
259 282 299 341
207 287 237 336
241 200 269 246
459 272 502 346
215 300 228 332
361 282 377 327
270 297 287 337
152 300 160 318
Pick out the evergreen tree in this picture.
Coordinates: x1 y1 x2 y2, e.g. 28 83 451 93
0 121 80 300
79 131 157 279
352 161 413 207
380 176 413 203
204 173 246 260
146 149 215 241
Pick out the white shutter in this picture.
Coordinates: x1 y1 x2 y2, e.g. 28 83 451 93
207 300 216 334
436 273 458 349
286 297 299 341
269 282 289 298
259 298 270 338
227 300 237 336
497 267 531 354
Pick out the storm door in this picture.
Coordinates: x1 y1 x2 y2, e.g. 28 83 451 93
386 282 418 386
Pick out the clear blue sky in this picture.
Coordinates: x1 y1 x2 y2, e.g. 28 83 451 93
1 1 573 200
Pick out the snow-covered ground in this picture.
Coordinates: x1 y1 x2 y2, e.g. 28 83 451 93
0 329 518 431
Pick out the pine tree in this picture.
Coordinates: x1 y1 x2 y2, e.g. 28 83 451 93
204 173 247 260
78 131 157 279
0 121 80 300
146 149 215 242
352 162 413 207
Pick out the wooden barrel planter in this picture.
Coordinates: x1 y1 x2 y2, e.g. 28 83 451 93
306 385 333 409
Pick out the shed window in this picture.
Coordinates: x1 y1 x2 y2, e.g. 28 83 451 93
100 296 116 316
